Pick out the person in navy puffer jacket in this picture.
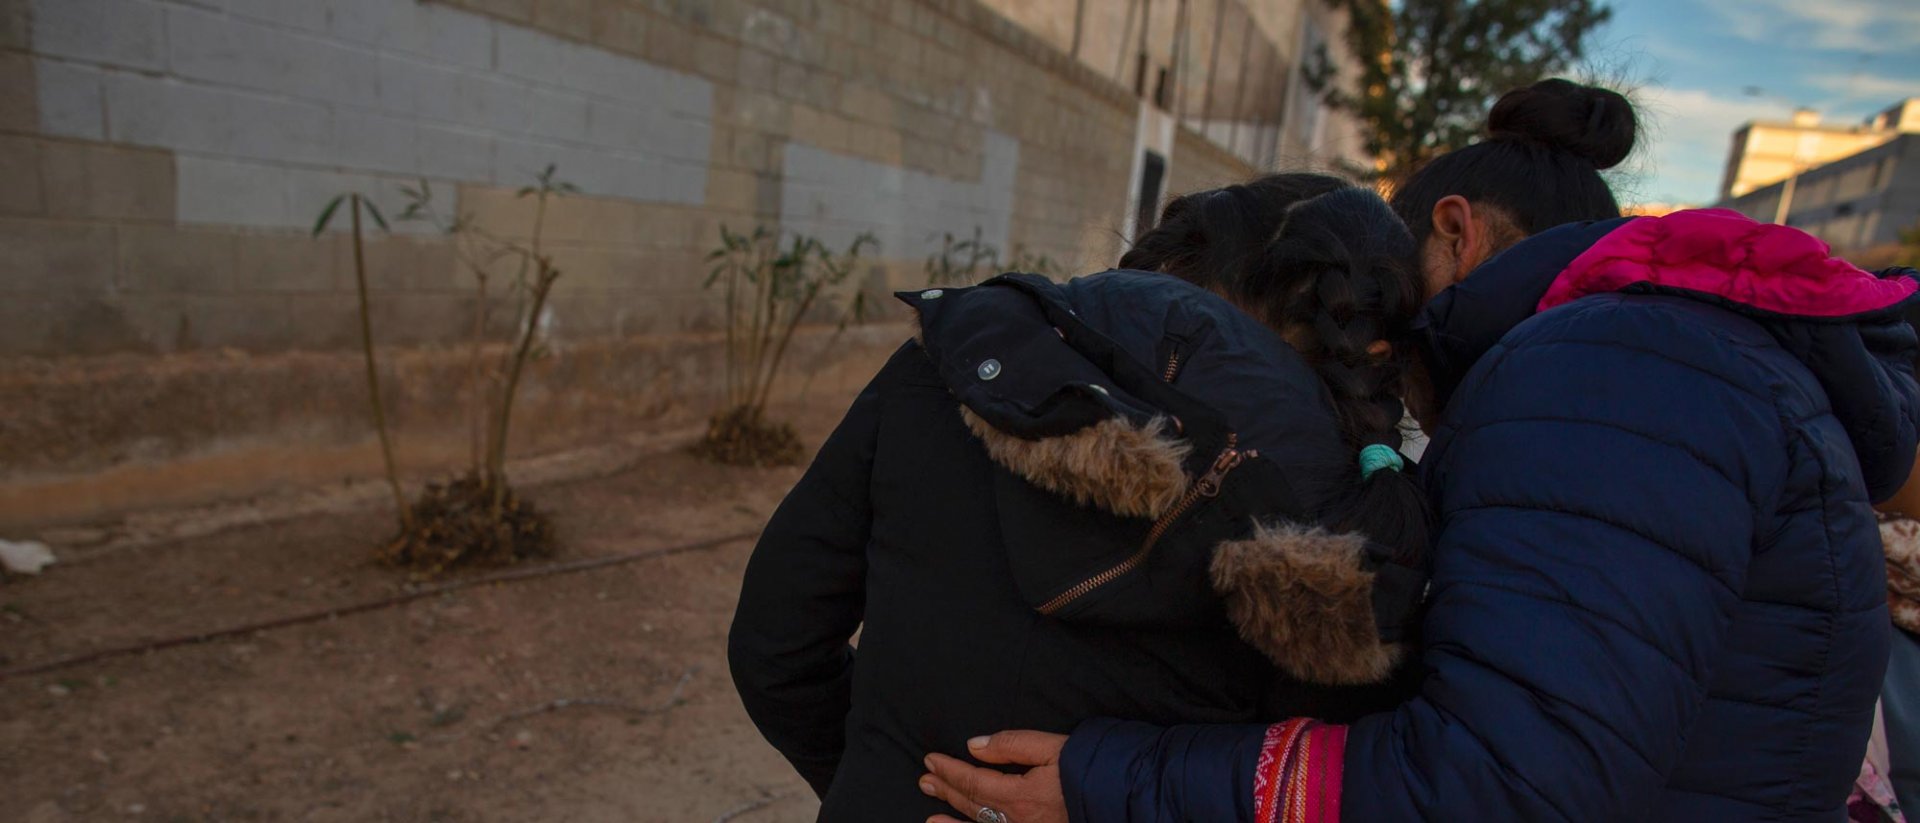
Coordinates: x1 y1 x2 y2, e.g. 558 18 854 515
918 79 1920 823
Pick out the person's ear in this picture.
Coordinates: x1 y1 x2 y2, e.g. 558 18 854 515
1429 195 1481 284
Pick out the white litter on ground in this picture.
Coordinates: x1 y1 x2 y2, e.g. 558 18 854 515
0 539 57 575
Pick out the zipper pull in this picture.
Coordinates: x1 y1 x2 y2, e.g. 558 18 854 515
1196 448 1245 497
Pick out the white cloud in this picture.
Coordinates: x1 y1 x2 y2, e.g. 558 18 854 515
1700 0 1920 54
1807 72 1920 107
1628 86 1783 205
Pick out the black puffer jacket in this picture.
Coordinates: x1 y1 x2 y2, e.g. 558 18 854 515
726 271 1424 820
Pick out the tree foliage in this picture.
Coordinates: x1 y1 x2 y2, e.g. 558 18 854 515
1312 0 1613 180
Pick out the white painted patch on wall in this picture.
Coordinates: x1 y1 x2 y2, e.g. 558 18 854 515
780 131 1019 260
31 0 715 231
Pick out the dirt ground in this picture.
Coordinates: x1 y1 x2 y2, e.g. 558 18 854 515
0 400 862 822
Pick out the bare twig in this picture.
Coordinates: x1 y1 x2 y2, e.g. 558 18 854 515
0 533 754 681
349 194 413 534
467 266 490 476
487 190 559 509
712 790 797 823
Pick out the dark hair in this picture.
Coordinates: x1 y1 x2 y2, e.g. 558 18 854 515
1391 78 1637 248
1124 174 1430 566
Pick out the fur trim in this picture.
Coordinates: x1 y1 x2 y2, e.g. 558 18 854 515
1211 523 1402 685
961 408 1191 520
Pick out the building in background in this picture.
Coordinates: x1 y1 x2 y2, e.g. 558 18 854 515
0 0 1361 523
977 0 1365 240
1717 99 1920 259
1718 107 1905 201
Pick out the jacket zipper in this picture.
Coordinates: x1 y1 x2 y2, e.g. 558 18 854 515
1162 351 1184 382
1036 435 1252 615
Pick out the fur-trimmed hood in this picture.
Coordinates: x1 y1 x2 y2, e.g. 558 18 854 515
899 272 1424 685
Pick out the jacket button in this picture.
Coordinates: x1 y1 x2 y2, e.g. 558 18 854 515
920 289 945 300
977 359 1002 380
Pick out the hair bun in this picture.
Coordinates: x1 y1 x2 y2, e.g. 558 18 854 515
1487 78 1638 170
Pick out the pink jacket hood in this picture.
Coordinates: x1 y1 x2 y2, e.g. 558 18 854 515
1539 208 1917 318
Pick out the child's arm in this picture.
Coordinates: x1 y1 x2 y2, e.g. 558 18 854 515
726 345 899 798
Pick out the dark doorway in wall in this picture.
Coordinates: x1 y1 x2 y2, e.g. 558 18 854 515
1136 150 1167 241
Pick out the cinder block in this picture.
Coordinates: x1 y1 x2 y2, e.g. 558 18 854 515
564 42 662 102
857 126 905 165
729 92 792 136
654 159 708 208
455 0 533 23
235 231 345 293
360 233 463 292
175 156 293 229
32 0 166 71
703 167 760 211
285 37 384 109
472 75 535 135
643 17 697 73
227 0 331 32
324 0 412 49
523 87 592 142
639 203 709 250
33 60 106 140
838 81 894 127
563 148 644 200
119 292 301 352
492 137 567 188
590 0 648 54
117 224 237 293
585 101 646 148
165 6 289 94
647 113 714 166
533 0 594 41
41 141 176 222
416 124 494 182
104 73 233 155
495 15 569 80
544 245 644 290
774 59 810 103
403 60 461 122
0 0 28 49
334 109 419 177
458 184 540 240
663 71 715 121
368 292 470 345
413 2 496 71
374 54 427 115
0 52 35 134
0 136 42 216
226 93 335 166
0 218 116 292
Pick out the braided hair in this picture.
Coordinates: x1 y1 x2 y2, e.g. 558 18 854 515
1124 174 1431 566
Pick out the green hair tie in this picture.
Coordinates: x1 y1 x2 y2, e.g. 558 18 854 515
1359 444 1405 480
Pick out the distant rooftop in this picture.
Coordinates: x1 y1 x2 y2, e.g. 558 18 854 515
1740 97 1920 134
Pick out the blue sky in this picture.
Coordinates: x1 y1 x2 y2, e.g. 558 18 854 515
1591 0 1920 206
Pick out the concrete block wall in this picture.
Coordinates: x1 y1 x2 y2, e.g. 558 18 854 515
0 0 1260 358
0 0 1263 517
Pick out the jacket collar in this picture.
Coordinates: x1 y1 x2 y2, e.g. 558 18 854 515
1412 218 1629 410
1416 211 1920 501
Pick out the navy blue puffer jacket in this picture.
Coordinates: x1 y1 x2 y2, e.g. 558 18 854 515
1058 210 1920 821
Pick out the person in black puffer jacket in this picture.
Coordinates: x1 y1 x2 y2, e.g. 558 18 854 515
727 174 1435 820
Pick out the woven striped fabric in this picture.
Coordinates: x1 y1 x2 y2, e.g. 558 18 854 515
1252 719 1348 823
